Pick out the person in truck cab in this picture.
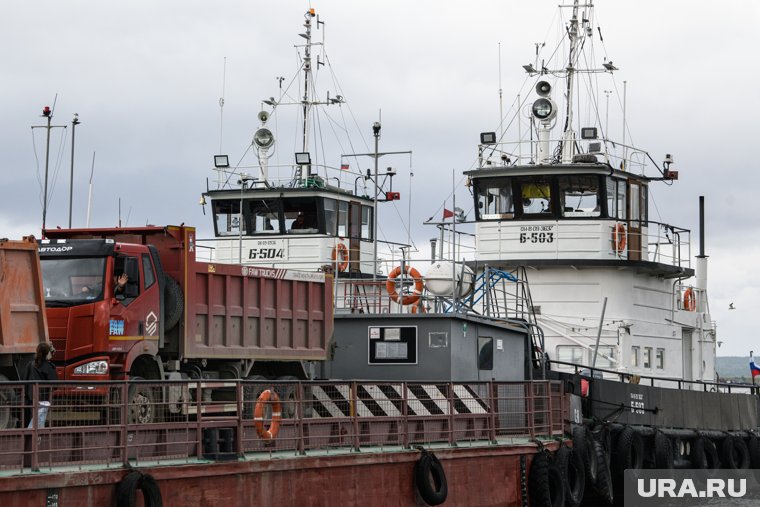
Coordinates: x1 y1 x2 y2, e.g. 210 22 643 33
79 273 128 297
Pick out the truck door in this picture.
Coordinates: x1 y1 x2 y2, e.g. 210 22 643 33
108 252 160 346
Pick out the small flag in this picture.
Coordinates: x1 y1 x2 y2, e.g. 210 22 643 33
751 355 760 377
442 208 454 219
340 163 349 170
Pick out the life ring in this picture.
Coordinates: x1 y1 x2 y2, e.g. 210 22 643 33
254 389 282 440
413 451 448 505
116 470 163 507
331 242 349 272
612 223 626 253
683 287 696 311
386 265 424 305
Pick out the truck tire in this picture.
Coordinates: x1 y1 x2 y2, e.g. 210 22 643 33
414 451 448 506
163 276 184 331
528 450 564 507
690 437 720 469
243 375 267 420
654 431 674 469
572 425 597 487
129 376 156 424
590 439 613 505
275 376 312 419
721 436 750 469
749 436 760 468
554 444 585 507
116 470 163 507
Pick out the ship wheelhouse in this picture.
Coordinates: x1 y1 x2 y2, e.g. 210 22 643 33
467 162 690 278
205 186 375 274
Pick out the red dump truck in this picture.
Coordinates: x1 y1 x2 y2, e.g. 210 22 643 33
0 225 333 424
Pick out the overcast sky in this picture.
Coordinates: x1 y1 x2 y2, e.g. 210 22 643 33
2 1 758 357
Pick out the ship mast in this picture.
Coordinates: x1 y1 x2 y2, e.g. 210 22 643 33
561 0 580 163
298 9 316 182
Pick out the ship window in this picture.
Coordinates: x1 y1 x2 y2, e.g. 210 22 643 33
630 184 640 225
284 197 320 233
557 346 584 365
643 347 652 369
361 205 373 240
631 346 640 367
656 348 665 369
518 176 552 216
605 178 627 219
559 175 600 217
595 346 616 368
248 199 281 233
476 178 514 219
324 199 338 235
337 201 349 237
213 200 245 236
478 337 493 370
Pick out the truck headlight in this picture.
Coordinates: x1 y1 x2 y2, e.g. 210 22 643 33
74 360 109 375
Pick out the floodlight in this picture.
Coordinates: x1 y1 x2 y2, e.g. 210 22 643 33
480 132 497 145
581 127 598 139
214 155 229 168
295 152 311 165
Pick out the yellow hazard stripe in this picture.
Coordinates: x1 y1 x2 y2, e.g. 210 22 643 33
108 335 159 341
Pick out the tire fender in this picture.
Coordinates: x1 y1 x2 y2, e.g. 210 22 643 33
116 470 163 507
414 451 448 506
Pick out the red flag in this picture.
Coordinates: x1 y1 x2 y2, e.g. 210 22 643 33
340 164 349 170
442 208 454 219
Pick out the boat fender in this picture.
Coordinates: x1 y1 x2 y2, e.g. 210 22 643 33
690 437 720 469
386 265 424 306
682 287 696 311
572 425 597 488
413 450 448 505
331 243 349 272
116 470 163 507
612 426 645 477
653 430 674 469
590 439 614 504
254 389 282 440
554 444 585 507
720 436 750 469
528 450 565 507
612 223 626 254
748 436 760 468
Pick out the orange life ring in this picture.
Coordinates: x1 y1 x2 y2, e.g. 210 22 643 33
253 389 282 440
331 242 349 272
612 223 627 253
683 287 696 311
386 265 424 305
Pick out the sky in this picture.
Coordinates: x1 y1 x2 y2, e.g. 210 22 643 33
1 1 759 356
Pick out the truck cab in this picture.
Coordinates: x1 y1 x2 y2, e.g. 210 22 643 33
39 239 163 381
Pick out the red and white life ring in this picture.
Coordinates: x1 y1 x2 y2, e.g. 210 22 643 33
331 242 349 272
612 223 627 253
386 266 424 306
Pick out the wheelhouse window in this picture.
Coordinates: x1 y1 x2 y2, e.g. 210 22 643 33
248 199 281 233
361 205 373 241
475 178 514 219
41 257 107 305
324 199 338 235
337 201 349 237
519 176 552 216
559 175 600 217
606 177 627 220
284 197 319 233
213 200 245 236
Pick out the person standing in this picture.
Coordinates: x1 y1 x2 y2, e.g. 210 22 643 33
24 342 58 428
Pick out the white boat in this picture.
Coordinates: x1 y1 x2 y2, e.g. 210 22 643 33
462 0 715 384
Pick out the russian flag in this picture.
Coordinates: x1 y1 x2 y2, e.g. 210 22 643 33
751 356 760 377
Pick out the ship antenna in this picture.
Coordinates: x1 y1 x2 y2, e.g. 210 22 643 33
561 0 581 162
498 42 504 140
218 57 227 189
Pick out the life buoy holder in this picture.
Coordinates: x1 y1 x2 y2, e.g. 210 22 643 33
331 242 349 272
254 389 282 440
683 287 696 311
386 265 424 305
612 223 627 253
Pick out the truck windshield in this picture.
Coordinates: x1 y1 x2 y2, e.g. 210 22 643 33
40 257 107 306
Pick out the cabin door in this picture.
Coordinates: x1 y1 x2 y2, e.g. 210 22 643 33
627 182 643 260
348 201 362 272
682 330 693 381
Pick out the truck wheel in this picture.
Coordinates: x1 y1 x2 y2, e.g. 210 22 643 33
129 376 156 424
275 376 312 419
163 276 184 331
243 375 267 420
0 374 14 429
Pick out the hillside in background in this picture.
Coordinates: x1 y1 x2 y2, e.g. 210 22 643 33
716 356 754 382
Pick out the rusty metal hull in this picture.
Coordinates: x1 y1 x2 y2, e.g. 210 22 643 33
0 443 550 507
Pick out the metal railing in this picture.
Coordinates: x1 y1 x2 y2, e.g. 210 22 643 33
0 379 564 474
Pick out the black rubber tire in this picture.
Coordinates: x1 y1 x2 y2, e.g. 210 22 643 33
414 452 448 506
116 471 163 507
572 425 597 487
748 436 760 468
613 426 645 475
591 439 613 505
529 451 565 507
721 436 750 469
128 377 156 425
690 437 720 469
554 445 585 507
163 275 184 331
654 431 674 469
